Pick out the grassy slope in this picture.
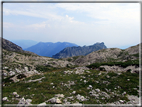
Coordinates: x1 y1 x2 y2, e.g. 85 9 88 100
3 68 139 104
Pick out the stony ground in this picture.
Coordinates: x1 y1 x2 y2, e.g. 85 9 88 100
2 66 140 106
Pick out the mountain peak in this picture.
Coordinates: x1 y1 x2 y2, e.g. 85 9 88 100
52 42 107 59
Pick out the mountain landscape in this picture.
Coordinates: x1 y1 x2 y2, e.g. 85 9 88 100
52 42 107 59
2 37 140 106
24 42 78 57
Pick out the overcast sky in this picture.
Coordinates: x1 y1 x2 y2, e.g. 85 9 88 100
3 2 140 49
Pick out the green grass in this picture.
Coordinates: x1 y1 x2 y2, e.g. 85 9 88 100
2 68 139 104
86 60 139 69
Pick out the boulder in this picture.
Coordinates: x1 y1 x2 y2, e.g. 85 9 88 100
47 97 62 104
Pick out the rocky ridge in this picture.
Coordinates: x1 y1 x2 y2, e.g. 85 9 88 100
1 37 23 52
2 49 74 82
52 42 107 59
66 44 140 66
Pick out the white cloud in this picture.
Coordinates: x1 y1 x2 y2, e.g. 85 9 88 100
3 3 140 48
27 22 46 30
3 22 15 28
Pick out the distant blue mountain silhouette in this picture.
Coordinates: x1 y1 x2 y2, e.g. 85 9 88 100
24 42 78 57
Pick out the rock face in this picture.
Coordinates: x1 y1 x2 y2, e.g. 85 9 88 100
1 37 23 52
52 42 107 59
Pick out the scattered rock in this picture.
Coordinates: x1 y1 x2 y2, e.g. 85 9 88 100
13 92 18 96
55 94 64 98
25 99 32 105
17 97 26 106
2 97 8 101
72 91 76 94
50 83 54 85
95 89 100 92
127 95 139 104
76 94 88 101
100 65 140 73
24 67 29 72
26 77 45 83
64 70 73 74
47 97 62 104
17 97 32 106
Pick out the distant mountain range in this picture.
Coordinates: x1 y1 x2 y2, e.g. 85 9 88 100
2 38 107 58
11 40 38 49
52 42 107 59
24 42 78 57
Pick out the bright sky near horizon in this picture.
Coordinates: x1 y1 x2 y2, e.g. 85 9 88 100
3 2 140 49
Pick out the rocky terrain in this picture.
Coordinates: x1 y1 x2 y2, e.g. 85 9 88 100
63 44 139 66
2 38 141 106
52 42 107 59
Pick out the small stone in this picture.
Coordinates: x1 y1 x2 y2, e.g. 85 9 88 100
56 98 62 104
16 94 20 98
50 83 54 85
13 92 18 95
17 97 26 106
119 100 124 103
26 99 32 104
55 94 64 98
89 85 92 88
86 71 90 73
24 67 29 72
95 89 100 92
3 97 8 101
72 91 76 94
3 73 7 76
27 87 31 90
84 80 87 83
98 73 101 75
106 75 110 78
67 96 73 99
4 67 8 69
47 97 62 104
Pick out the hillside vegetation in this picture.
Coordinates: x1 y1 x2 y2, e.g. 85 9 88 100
2 38 140 106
